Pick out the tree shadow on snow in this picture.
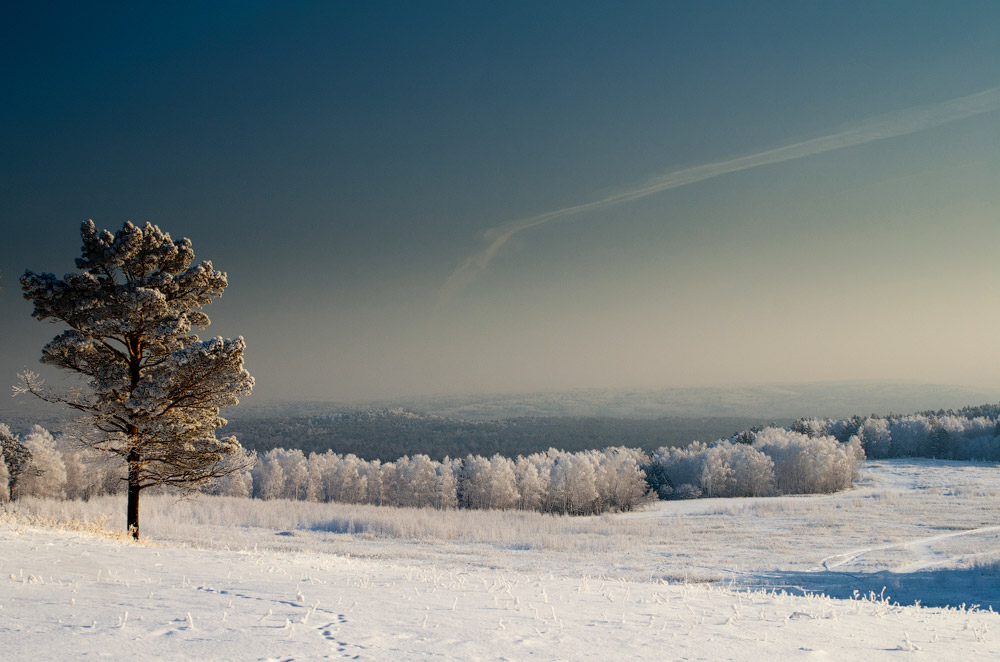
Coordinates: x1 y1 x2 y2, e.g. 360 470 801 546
744 566 1000 610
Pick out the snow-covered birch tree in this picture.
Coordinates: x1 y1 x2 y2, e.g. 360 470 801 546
18 220 254 538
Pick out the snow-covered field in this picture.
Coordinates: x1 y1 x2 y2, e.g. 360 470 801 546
3 459 1000 660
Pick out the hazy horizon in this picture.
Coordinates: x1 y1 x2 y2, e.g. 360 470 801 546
3 2 1000 402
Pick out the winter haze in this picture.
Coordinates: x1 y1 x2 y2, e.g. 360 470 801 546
3 2 1000 405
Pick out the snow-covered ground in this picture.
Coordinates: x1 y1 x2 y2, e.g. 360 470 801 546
3 459 1000 660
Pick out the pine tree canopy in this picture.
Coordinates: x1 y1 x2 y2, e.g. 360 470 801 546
19 220 254 536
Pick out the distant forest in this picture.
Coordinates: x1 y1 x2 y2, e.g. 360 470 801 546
225 410 787 461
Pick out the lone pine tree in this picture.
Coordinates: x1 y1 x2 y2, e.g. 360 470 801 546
20 220 254 538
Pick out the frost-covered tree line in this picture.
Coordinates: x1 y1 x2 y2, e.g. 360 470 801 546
3 417 871 511
15 403 1000 510
0 423 650 514
31 399 1000 510
784 404 1000 461
240 446 652 515
18 406 998 507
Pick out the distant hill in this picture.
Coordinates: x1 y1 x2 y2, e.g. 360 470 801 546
6 381 999 462
219 381 1000 460
224 409 786 461
257 381 1000 421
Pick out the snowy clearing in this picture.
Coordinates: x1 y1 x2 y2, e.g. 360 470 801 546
2 459 1000 660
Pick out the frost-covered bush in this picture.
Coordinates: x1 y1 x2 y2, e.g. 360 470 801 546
594 447 651 511
648 428 862 499
1 423 30 500
790 418 831 438
705 443 775 498
61 444 124 501
827 415 864 443
544 451 599 514
855 417 892 459
251 449 286 500
276 448 309 500
309 452 369 504
433 458 459 510
205 467 253 498
0 423 125 501
646 442 707 499
14 425 67 499
752 428 863 495
363 459 388 505
648 441 775 499
458 454 518 510
887 416 934 457
963 435 1000 462
514 455 548 510
395 454 440 508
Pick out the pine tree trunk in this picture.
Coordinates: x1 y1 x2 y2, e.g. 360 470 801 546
126 350 143 540
127 478 140 539
127 448 141 540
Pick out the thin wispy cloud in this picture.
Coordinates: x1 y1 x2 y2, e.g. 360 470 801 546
438 85 1000 306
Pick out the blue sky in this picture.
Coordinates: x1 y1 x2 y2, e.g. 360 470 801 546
2 1 1000 402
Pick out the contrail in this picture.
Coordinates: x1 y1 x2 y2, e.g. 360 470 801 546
437 85 1000 306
